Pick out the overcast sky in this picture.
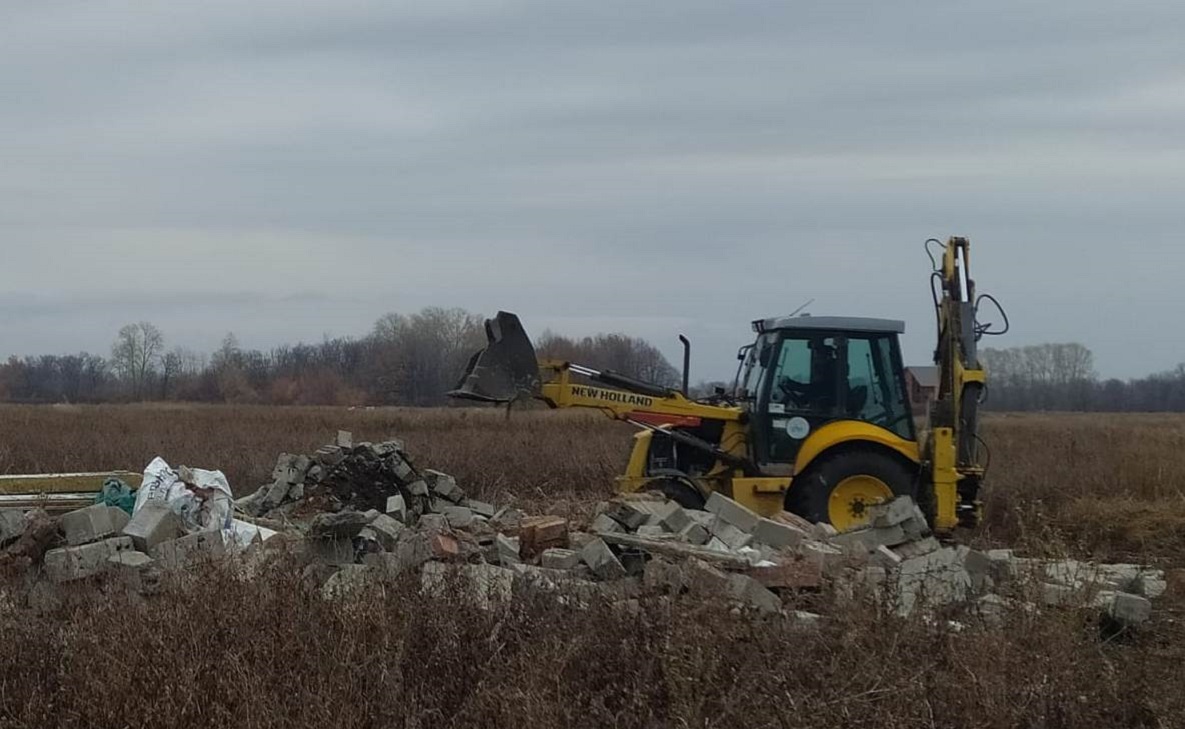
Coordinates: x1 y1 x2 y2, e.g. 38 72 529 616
2 1 1183 382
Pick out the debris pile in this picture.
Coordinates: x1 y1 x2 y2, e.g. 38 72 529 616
0 431 1170 632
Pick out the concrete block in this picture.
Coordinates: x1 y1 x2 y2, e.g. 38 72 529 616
870 496 916 528
364 513 405 551
426 470 464 502
541 547 581 570
800 540 846 570
496 534 521 565
890 536 942 561
150 531 228 569
751 518 806 550
581 538 627 580
122 502 181 552
686 510 715 527
726 573 782 613
315 445 345 467
440 505 476 529
896 547 971 616
310 510 375 539
836 523 912 553
1041 582 1078 606
60 504 125 546
1100 591 1152 626
708 517 752 550
107 507 130 533
813 522 838 539
651 501 692 533
872 544 903 570
636 525 668 538
418 514 449 533
390 532 433 571
605 501 651 530
678 522 710 545
705 492 760 532
321 565 371 600
336 430 353 449
466 500 497 519
1133 571 1167 599
0 509 25 546
591 513 624 534
44 537 135 583
385 494 408 523
703 537 732 553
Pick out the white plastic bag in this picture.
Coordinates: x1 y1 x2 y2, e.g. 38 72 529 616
133 457 188 514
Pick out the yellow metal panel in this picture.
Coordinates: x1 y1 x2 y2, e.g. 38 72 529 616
931 427 959 531
624 431 652 479
793 421 920 475
728 477 791 517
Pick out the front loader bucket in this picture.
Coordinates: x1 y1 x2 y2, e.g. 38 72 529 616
449 311 541 403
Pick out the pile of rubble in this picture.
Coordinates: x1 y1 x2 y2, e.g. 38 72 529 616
0 431 1170 631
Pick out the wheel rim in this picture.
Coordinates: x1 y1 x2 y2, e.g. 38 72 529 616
828 475 893 531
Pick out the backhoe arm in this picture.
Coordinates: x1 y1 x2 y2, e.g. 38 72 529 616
926 237 994 529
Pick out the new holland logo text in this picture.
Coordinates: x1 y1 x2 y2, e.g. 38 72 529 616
571 386 654 408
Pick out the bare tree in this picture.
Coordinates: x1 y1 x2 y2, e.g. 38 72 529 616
110 322 164 399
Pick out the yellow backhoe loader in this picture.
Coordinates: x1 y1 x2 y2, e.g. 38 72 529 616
450 237 1008 533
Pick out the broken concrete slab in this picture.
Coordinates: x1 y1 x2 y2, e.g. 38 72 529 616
896 547 971 616
830 524 908 553
321 565 371 600
541 547 581 570
362 513 405 551
422 562 516 607
466 500 497 519
44 536 135 583
870 496 916 528
705 492 760 532
581 538 627 580
121 502 181 552
440 505 476 529
726 573 782 613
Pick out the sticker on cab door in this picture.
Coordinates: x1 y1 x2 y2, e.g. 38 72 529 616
785 417 810 440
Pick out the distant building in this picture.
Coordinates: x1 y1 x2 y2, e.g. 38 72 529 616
905 366 939 415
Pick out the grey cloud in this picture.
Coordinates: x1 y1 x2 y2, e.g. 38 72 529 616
2 1 1184 380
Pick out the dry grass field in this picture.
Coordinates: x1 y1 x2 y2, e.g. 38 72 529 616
2 405 1185 728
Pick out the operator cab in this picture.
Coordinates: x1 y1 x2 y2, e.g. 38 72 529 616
738 315 915 470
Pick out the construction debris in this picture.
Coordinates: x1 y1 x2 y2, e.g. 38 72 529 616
0 433 1171 632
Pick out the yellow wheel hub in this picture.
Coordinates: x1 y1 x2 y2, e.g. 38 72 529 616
828 475 894 531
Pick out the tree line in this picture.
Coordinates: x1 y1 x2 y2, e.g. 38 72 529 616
980 343 1185 412
0 308 679 406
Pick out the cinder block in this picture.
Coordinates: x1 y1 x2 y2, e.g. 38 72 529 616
605 501 650 530
496 534 521 565
466 500 497 519
426 470 464 502
580 538 626 580
122 502 181 552
386 494 408 523
150 531 228 569
591 514 624 534
678 522 710 545
1134 571 1167 599
541 547 581 570
1100 591 1152 626
869 496 916 528
707 516 752 550
365 513 405 550
0 509 26 546
60 504 125 546
636 525 668 537
336 430 353 449
751 518 806 550
440 505 476 529
44 537 135 582
705 492 760 533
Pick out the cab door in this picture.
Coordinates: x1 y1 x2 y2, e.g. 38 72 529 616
752 333 844 469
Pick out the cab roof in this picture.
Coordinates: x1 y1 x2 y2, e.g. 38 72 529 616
754 314 906 334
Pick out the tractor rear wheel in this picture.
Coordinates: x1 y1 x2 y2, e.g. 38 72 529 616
786 449 916 531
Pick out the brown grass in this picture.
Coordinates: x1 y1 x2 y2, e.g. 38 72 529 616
3 405 1185 727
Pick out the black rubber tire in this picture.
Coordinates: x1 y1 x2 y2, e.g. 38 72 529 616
646 477 707 510
785 449 917 526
